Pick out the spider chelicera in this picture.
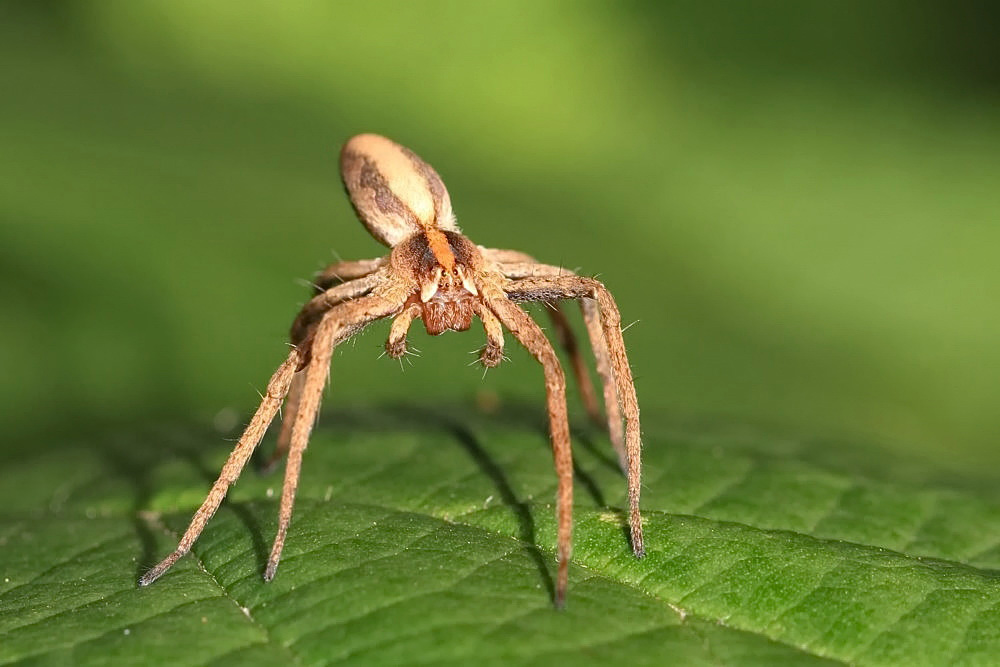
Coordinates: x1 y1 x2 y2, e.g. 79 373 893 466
140 133 644 606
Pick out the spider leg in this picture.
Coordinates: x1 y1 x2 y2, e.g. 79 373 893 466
489 259 625 469
290 270 385 348
265 293 403 581
479 247 537 265
487 297 573 608
385 302 422 359
504 275 644 559
581 297 626 469
484 255 608 429
473 302 504 367
260 371 305 474
492 262 566 280
264 272 387 471
313 257 386 292
545 304 604 428
139 348 302 586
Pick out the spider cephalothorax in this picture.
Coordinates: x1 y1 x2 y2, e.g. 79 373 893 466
141 133 644 607
393 230 483 336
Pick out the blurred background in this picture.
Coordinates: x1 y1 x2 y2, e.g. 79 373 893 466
1 1 997 469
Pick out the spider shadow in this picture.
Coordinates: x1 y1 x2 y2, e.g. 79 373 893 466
305 400 627 603
457 428 557 594
171 436 270 577
566 423 641 555
111 399 626 597
363 401 621 512
426 403 636 598
564 423 644 553
97 425 270 583
93 432 159 583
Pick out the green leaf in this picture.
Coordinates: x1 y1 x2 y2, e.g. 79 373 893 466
1 408 998 665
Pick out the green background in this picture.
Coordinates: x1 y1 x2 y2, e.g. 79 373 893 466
2 2 999 465
2 2 999 665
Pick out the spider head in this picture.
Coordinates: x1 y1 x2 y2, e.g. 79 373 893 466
395 230 481 335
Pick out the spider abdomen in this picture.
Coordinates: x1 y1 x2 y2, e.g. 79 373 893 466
340 134 459 247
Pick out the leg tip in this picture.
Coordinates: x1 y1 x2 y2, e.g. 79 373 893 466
385 338 407 360
479 343 503 368
555 560 569 609
631 535 646 559
554 589 566 610
630 518 645 558
138 568 163 587
630 529 645 559
138 555 178 587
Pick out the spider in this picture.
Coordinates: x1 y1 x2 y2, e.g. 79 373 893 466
139 133 644 607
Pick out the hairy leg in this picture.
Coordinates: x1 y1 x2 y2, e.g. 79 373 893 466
473 302 504 367
492 262 570 280
479 247 537 265
488 297 573 607
545 304 603 426
581 298 625 469
385 303 421 359
494 262 624 467
504 275 644 558
267 272 386 469
265 294 402 581
139 348 301 585
263 370 305 473
313 257 386 292
290 271 385 346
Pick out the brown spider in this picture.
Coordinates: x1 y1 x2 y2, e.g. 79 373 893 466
139 133 644 606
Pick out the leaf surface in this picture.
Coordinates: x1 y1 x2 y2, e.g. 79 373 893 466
1 408 998 665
